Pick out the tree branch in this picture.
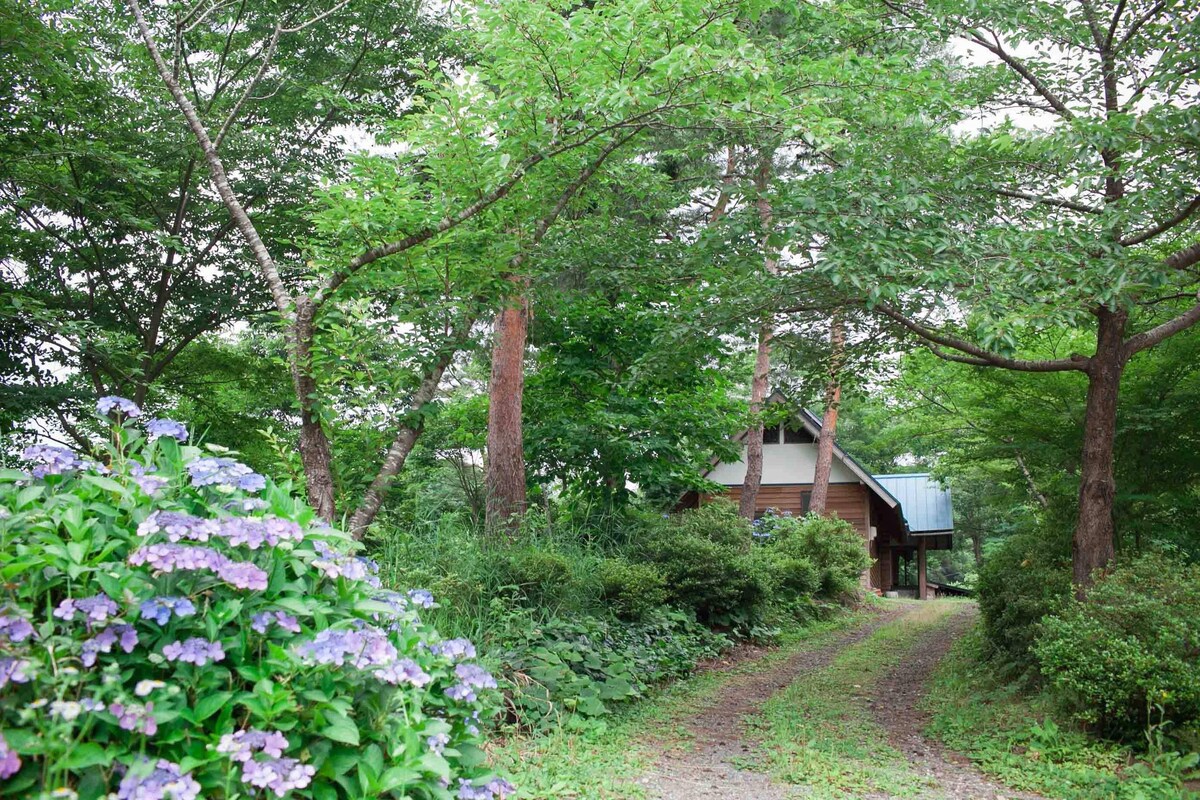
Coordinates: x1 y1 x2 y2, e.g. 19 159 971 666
1122 293 1200 356
1121 195 1200 246
996 188 1103 215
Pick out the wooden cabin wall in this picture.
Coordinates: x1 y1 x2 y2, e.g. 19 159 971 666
717 483 870 536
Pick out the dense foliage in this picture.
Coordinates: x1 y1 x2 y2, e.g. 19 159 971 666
1035 554 1200 743
0 404 508 800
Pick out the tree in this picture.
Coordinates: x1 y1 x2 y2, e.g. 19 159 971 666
811 0 1200 589
0 0 442 450
808 312 845 515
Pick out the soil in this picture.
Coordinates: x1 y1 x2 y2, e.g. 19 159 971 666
635 602 1043 800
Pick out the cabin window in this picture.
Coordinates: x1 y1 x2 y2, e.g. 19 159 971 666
763 423 783 444
800 490 812 514
784 425 814 444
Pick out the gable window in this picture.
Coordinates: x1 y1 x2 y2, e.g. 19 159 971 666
763 423 783 444
784 425 815 444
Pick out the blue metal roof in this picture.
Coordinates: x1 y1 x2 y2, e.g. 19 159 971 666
872 473 954 533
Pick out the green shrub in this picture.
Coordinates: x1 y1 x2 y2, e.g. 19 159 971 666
1034 552 1200 742
976 529 1072 667
597 559 668 620
639 528 767 625
765 552 821 598
763 512 870 598
485 546 578 607
672 499 752 550
0 399 508 799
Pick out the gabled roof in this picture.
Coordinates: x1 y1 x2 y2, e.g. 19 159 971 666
707 390 899 510
873 473 954 534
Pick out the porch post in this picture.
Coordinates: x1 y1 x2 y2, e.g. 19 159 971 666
917 537 928 600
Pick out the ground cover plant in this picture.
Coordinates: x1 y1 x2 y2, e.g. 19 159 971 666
0 401 510 799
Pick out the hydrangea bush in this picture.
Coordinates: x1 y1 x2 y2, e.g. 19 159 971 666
0 400 513 800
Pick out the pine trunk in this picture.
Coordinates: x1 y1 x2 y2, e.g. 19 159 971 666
293 306 337 522
809 314 845 516
1072 307 1127 594
485 283 530 536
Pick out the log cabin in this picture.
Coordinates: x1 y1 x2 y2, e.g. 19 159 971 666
678 394 954 599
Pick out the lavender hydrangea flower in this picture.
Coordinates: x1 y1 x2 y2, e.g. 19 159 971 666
216 729 289 762
218 516 303 550
225 498 270 513
250 610 301 635
295 625 397 670
377 658 432 687
137 511 219 543
54 593 120 625
139 596 196 626
407 589 434 609
81 625 138 667
239 757 316 798
127 544 268 591
144 418 188 442
187 457 265 493
115 759 199 800
0 732 20 779
162 638 225 667
21 444 85 478
0 611 35 642
426 732 450 755
430 639 477 661
0 658 32 688
96 396 141 418
446 663 497 703
310 541 380 585
108 701 157 735
456 778 516 800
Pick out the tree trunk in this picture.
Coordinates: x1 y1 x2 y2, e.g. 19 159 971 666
1072 307 1127 594
292 304 337 522
347 350 456 538
485 281 530 536
738 155 779 520
738 324 773 519
809 313 845 516
970 529 984 568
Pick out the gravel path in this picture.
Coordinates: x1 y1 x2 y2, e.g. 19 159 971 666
636 606 907 800
869 604 1045 800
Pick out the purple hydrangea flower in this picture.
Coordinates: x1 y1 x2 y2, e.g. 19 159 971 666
137 511 219 543
80 697 105 712
430 639 476 661
138 597 196 626
0 658 32 689
0 611 35 642
96 396 141 418
144 418 188 442
407 589 435 609
310 541 380 586
216 729 289 762
239 757 315 797
108 701 157 735
226 498 270 513
0 732 20 779
21 444 85 478
295 625 397 670
127 544 267 591
377 658 432 687
446 663 497 703
162 638 225 667
218 516 303 550
115 759 199 800
457 778 516 800
81 625 138 667
54 593 121 625
426 732 450 755
134 474 170 496
187 457 265 493
250 611 301 635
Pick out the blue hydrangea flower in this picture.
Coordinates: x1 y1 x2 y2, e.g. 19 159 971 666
187 457 266 493
21 444 85 478
162 638 225 666
430 638 476 661
144 418 188 442
81 625 138 667
115 759 198 800
0 611 35 642
250 611 301 635
0 732 21 779
407 589 435 609
0 658 32 689
138 597 196 626
426 732 450 755
377 658 432 687
295 625 397 669
239 757 315 796
128 544 268 591
218 516 303 550
54 593 120 625
311 541 378 584
96 396 141 418
216 729 289 762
